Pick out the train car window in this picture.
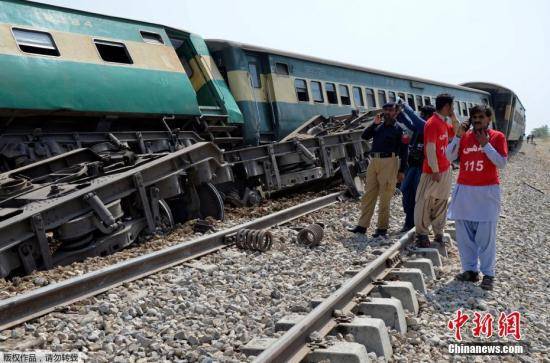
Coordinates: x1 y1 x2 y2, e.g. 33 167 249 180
482 98 489 105
454 101 461 116
468 102 474 109
407 94 416 109
378 90 387 106
275 62 289 75
180 56 194 78
339 85 351 105
388 91 396 103
140 31 164 45
353 87 364 107
325 83 338 104
397 92 406 101
416 95 423 108
12 28 60 56
424 96 431 105
295 79 309 102
461 102 468 116
94 40 133 64
365 88 376 108
311 81 324 103
248 62 261 88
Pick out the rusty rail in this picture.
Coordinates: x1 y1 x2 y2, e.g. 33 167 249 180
254 229 415 363
0 191 344 331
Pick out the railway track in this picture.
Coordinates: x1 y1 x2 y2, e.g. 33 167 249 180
242 226 453 362
0 191 345 332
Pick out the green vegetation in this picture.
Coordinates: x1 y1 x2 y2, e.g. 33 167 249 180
530 125 549 138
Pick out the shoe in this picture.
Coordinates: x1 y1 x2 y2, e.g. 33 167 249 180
415 234 431 248
347 225 366 234
372 229 387 238
434 234 445 244
455 270 480 282
480 275 494 290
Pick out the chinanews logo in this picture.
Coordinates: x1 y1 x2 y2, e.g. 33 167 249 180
446 310 527 355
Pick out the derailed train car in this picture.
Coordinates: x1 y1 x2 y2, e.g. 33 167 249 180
0 0 244 169
0 0 526 277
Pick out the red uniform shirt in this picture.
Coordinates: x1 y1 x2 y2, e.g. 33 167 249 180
422 113 455 174
457 129 508 186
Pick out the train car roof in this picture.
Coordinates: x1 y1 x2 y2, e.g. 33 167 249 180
18 0 194 35
461 82 525 110
207 39 491 95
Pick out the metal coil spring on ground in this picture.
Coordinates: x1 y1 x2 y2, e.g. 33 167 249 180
235 229 273 252
297 223 324 247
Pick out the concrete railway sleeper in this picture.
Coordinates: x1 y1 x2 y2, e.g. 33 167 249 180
0 191 344 331
244 227 455 362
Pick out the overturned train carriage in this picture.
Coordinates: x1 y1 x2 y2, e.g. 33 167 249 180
0 142 231 278
0 0 244 169
0 1 526 276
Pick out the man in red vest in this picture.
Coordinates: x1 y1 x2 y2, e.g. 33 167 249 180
446 105 508 290
414 94 456 247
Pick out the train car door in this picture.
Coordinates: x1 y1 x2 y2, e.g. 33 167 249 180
245 54 277 143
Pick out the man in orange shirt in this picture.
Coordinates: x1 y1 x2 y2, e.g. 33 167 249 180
414 93 457 247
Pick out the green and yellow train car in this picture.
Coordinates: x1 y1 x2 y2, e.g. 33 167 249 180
206 40 506 144
0 0 243 129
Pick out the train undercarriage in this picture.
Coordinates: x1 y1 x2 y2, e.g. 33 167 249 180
0 111 374 278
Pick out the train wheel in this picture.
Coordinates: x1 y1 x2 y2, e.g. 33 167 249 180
197 182 225 221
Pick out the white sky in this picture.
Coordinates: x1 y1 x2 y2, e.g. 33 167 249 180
38 0 550 133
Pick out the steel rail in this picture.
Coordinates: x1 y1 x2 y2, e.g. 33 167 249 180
254 229 416 363
0 191 344 331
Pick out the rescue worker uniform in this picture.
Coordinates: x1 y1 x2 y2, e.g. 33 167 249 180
414 112 454 244
349 108 408 237
446 128 508 290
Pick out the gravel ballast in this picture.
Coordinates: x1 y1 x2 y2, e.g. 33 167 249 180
1 141 548 362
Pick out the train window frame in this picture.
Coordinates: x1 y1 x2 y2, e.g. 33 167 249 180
454 101 461 116
311 81 324 103
406 94 416 110
325 82 338 104
416 95 423 109
388 91 396 103
94 39 133 64
339 85 351 106
397 92 406 102
275 62 289 76
294 78 309 102
140 31 164 45
424 96 431 106
365 88 376 108
377 89 387 107
353 87 364 107
12 27 60 57
461 102 468 116
248 61 262 88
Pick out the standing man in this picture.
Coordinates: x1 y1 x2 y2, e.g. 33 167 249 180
399 104 435 232
446 105 507 290
347 102 409 238
414 94 456 247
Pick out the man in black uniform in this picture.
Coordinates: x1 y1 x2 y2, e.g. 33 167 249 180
348 102 409 237
400 105 435 231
